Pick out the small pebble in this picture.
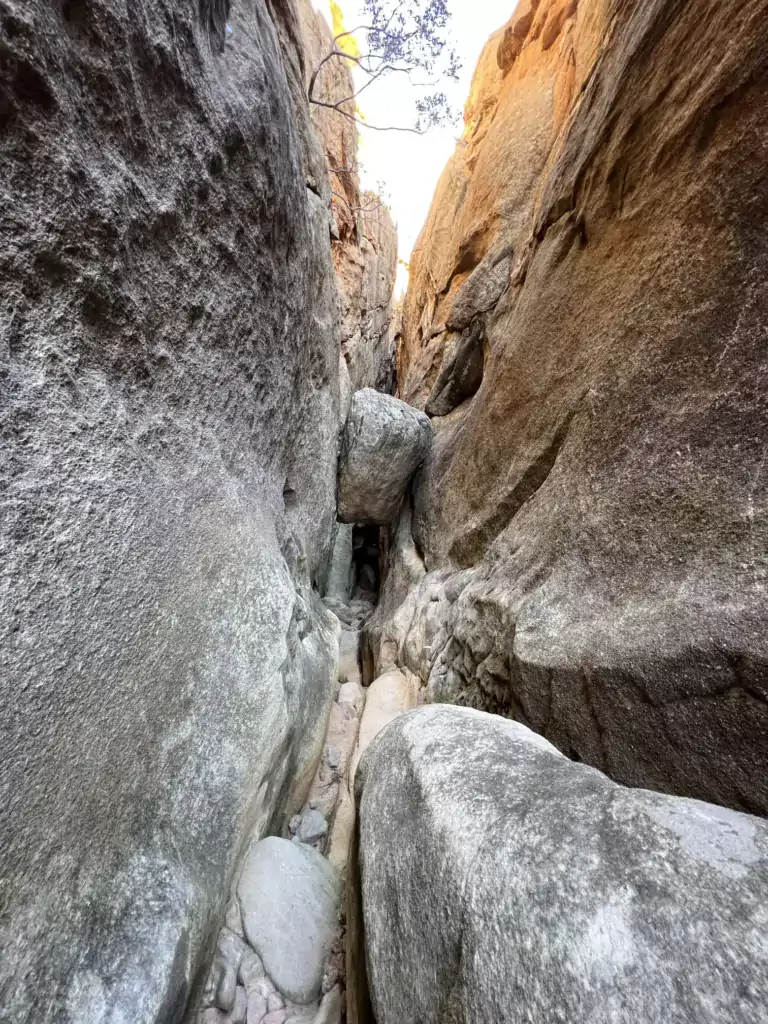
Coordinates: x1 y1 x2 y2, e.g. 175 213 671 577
214 958 237 1012
297 809 327 845
218 928 247 972
267 990 284 1012
200 1010 228 1024
202 958 227 1007
246 991 267 1023
231 986 247 1024
282 998 317 1018
325 745 342 771
288 815 301 835
254 978 275 999
261 1012 286 1024
225 897 244 936
314 985 342 1024
320 965 339 995
238 950 266 989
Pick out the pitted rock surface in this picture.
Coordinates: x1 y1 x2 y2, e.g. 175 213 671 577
0 0 344 1018
387 0 768 814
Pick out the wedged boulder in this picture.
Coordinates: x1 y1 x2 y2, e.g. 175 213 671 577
445 247 513 332
237 837 341 1005
356 705 768 1024
337 389 431 524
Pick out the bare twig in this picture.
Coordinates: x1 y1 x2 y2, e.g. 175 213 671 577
307 0 458 134
332 189 385 215
311 100 426 133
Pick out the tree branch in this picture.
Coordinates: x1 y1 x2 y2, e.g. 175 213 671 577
309 100 426 133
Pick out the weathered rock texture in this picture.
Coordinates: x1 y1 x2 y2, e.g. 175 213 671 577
338 389 432 525
299 0 398 392
356 705 768 1024
383 0 768 814
0 0 350 1019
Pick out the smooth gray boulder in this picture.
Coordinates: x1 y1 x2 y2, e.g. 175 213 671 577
296 808 329 846
237 837 341 1005
356 705 768 1024
337 389 431 524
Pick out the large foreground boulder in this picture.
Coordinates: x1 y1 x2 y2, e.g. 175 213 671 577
338 389 431 524
356 705 768 1024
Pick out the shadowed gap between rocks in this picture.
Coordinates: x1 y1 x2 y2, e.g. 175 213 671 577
191 389 432 1024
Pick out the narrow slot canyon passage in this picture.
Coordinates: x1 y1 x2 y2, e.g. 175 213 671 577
195 387 433 1024
350 526 383 610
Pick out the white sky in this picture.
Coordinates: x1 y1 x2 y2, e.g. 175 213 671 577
313 0 512 294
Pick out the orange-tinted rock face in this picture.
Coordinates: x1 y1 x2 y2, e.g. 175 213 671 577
386 0 768 814
399 0 585 408
300 0 398 390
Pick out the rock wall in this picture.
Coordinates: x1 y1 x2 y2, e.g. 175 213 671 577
299 0 398 392
0 0 360 1020
377 0 768 815
356 705 768 1023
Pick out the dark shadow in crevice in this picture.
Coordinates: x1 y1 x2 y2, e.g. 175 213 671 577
351 524 383 604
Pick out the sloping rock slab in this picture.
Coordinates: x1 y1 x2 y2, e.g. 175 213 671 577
238 837 341 1005
351 669 420 784
338 390 431 524
356 705 768 1024
424 321 484 417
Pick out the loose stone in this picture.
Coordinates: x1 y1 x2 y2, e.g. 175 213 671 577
246 992 268 1024
224 898 244 936
200 1009 229 1024
253 978 275 999
313 985 342 1024
237 837 341 1004
261 1012 287 1024
231 986 247 1024
214 958 238 1012
267 990 284 1012
296 809 328 846
218 929 248 972
238 950 266 989
325 745 342 773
